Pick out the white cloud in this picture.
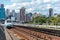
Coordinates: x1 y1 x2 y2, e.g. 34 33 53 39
21 2 31 7
11 3 16 7
32 0 42 4
52 0 59 2
11 0 19 2
43 0 50 2
5 3 17 9
5 0 60 14
26 8 34 12
5 0 42 12
43 0 59 3
46 4 51 9
5 5 10 9
5 2 32 12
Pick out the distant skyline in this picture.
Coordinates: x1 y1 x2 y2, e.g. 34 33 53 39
0 0 60 15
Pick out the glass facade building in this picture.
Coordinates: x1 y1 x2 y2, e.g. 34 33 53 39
0 4 5 20
49 8 53 17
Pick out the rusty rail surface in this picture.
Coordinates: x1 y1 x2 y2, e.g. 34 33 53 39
10 27 42 40
14 25 60 40
6 29 14 40
10 28 29 40
7 25 60 40
14 26 60 40
15 27 43 40
14 25 60 37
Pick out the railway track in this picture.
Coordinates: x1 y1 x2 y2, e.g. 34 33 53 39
15 25 60 37
7 25 60 40
10 27 42 40
6 29 14 40
13 25 60 40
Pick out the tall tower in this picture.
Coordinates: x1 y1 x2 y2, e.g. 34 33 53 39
0 4 5 20
20 7 25 23
10 10 16 21
25 14 31 22
49 8 53 17
11 10 16 17
6 9 10 18
0 4 4 8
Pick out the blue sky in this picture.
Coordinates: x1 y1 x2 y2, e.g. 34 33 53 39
1 0 60 15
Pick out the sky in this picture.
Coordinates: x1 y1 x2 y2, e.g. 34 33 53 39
0 0 60 15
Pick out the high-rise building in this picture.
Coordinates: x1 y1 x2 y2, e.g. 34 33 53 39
16 13 20 22
0 4 4 8
28 12 32 17
6 9 10 18
49 8 53 17
11 10 16 17
0 4 5 20
25 14 31 22
25 13 32 22
10 10 16 20
20 7 25 23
